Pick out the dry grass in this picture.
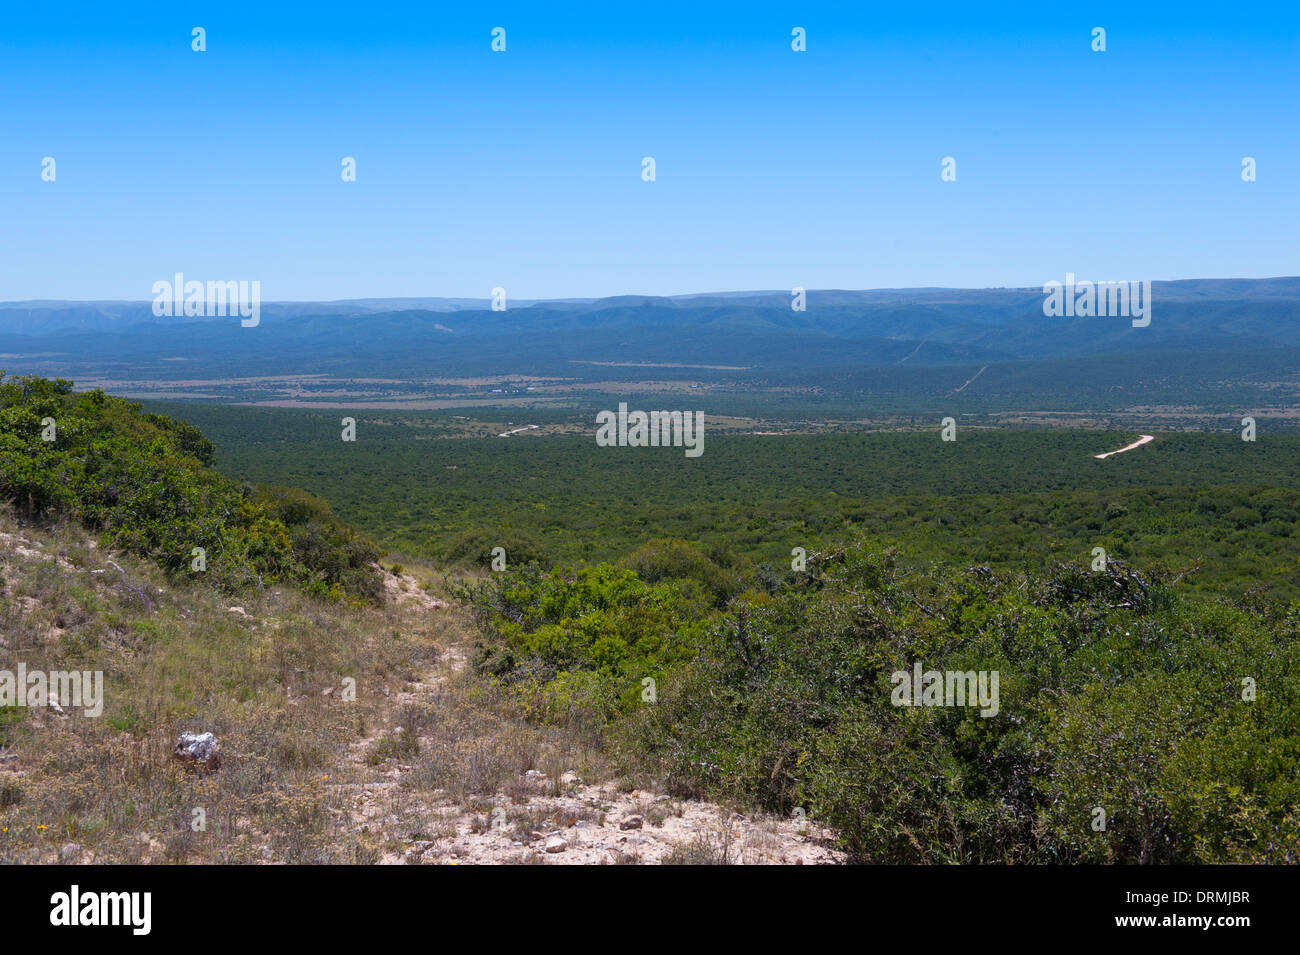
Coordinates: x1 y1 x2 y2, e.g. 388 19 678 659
661 830 737 865
393 666 611 802
0 507 473 863
0 510 833 865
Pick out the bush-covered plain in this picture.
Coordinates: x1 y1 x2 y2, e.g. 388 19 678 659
161 401 1300 603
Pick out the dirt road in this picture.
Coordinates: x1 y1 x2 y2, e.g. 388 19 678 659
1094 434 1154 459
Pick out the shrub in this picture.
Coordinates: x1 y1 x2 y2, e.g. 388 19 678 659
471 538 1300 863
0 375 382 603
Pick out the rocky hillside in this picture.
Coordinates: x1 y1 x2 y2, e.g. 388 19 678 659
0 507 837 865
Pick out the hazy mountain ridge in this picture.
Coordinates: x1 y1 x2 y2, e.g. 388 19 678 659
2 280 1298 412
4 276 1298 336
2 279 1298 368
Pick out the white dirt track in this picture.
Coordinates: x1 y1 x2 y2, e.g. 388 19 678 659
1094 434 1154 459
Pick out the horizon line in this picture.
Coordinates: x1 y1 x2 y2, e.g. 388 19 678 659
4 275 1299 307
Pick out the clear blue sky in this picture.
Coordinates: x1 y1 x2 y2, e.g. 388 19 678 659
1 1 1296 300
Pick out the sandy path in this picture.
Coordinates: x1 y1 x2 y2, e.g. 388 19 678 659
344 595 842 865
952 365 988 393
1094 434 1154 459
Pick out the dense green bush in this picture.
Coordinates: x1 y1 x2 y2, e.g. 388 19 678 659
0 375 382 602
621 538 745 607
178 408 1300 604
256 484 383 602
462 562 707 726
470 539 1300 863
437 528 548 569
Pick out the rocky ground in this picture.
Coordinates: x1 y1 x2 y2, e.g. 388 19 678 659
341 640 842 865
368 776 842 865
1 517 842 865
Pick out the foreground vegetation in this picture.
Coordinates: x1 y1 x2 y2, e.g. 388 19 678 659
0 376 382 602
0 504 625 863
464 540 1300 863
4 378 1297 863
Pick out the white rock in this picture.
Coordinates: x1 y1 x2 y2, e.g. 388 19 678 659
544 837 568 853
172 731 221 772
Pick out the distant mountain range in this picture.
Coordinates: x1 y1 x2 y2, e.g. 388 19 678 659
5 277 1300 334
2 278 1299 386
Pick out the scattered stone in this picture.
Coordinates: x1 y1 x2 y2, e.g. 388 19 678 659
544 836 568 854
403 841 433 861
172 731 221 773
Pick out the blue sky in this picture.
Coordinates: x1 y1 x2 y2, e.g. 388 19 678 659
1 1 1296 300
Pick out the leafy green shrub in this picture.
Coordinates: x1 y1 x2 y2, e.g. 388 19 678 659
472 536 1300 864
622 538 744 606
256 485 383 603
0 375 381 602
462 562 704 723
438 528 549 568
